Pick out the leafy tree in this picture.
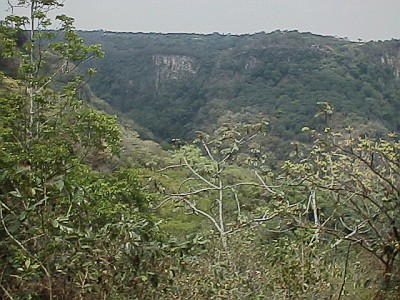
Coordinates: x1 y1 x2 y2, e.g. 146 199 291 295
284 123 400 298
0 1 188 298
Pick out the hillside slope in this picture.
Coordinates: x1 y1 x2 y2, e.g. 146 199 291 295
79 30 400 148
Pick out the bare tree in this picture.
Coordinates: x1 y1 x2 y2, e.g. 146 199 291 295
159 122 280 250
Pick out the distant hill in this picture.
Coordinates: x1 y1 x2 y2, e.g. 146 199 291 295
79 30 400 154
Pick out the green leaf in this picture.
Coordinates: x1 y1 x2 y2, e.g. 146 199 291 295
9 190 22 198
54 179 65 191
24 259 31 269
52 219 59 228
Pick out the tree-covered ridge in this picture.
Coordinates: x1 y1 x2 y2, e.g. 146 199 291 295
79 30 400 146
2 2 400 299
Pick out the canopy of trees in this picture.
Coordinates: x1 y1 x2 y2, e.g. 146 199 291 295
1 2 399 299
79 31 400 149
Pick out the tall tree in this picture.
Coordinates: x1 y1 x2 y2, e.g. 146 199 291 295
160 121 279 250
0 1 169 298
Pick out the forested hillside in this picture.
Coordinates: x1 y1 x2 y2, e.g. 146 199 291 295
80 31 400 148
1 1 400 299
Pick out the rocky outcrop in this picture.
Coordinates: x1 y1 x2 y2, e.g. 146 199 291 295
244 56 258 70
381 54 400 80
153 55 198 91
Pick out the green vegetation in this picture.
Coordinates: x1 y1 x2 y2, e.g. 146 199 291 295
1 1 399 299
0 2 200 298
79 31 400 153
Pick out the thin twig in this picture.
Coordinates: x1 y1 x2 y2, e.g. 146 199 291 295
158 164 185 172
168 187 218 197
338 243 351 300
230 187 241 221
254 171 277 195
0 284 15 300
180 198 221 232
183 156 218 189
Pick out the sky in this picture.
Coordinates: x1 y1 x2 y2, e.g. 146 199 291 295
1 0 400 41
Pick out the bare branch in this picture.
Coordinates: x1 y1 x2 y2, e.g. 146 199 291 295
254 212 278 222
332 223 362 248
230 187 241 221
183 156 219 189
177 177 196 193
158 164 185 172
338 145 399 196
254 171 277 195
337 243 351 300
201 139 215 161
179 197 222 233
168 187 218 197
152 197 174 210
0 284 15 300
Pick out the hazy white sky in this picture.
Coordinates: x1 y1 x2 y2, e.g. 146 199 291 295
1 0 399 41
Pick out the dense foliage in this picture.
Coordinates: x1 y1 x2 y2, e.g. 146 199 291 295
284 124 400 298
0 2 196 298
1 2 400 299
80 31 400 152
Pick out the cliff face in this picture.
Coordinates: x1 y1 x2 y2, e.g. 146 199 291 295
153 54 198 91
381 54 400 80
